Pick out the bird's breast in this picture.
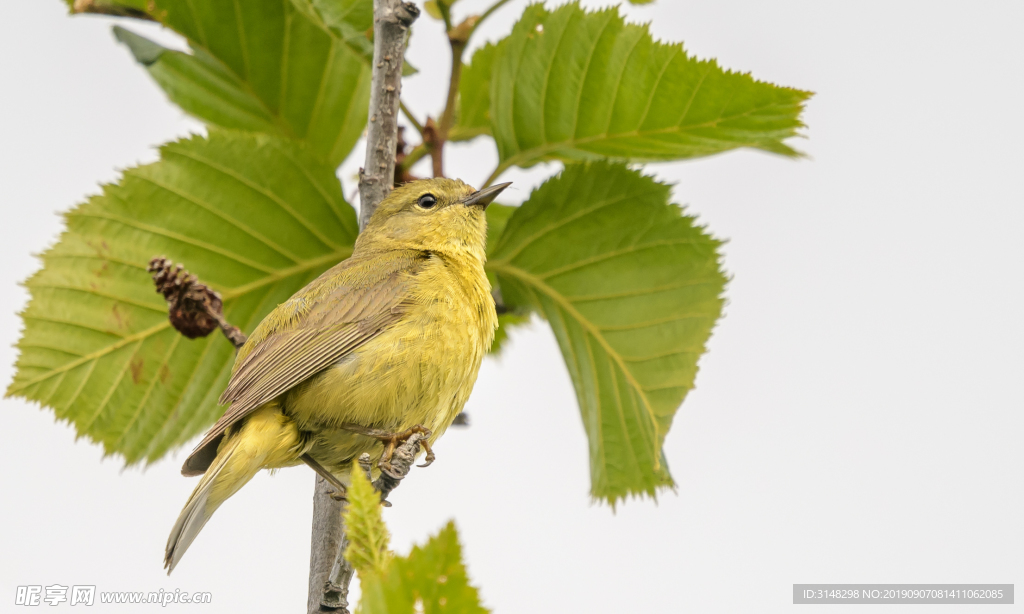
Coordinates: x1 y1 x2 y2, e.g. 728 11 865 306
283 256 496 462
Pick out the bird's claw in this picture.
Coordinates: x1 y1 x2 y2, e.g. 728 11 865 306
326 488 348 502
416 447 436 468
340 423 435 471
377 425 434 472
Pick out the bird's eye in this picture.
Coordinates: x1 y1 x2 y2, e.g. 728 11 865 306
417 194 437 209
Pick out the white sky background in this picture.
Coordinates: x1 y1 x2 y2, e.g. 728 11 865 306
1 0 1022 612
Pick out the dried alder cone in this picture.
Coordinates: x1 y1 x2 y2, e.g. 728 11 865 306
147 257 246 347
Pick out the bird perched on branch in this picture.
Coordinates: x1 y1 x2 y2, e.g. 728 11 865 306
164 178 509 573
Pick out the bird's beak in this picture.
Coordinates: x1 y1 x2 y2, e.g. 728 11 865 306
463 182 512 210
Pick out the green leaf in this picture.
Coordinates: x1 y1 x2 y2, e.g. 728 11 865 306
487 3 811 179
6 131 357 464
423 1 443 20
342 462 392 576
487 162 726 503
451 42 498 142
358 522 488 614
114 0 373 166
422 0 460 24
113 27 281 135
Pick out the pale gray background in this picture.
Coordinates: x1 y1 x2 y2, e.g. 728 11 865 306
1 1 1022 612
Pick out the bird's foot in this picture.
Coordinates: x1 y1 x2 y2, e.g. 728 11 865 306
340 424 435 473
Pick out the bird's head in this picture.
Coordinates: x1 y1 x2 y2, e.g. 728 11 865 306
356 178 511 261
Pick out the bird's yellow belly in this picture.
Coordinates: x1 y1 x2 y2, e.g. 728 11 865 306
282 299 489 473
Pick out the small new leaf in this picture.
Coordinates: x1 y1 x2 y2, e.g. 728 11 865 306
358 522 489 614
423 1 443 20
342 461 392 576
488 162 727 503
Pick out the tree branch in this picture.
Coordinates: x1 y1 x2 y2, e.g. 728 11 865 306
309 479 354 613
71 0 156 21
357 0 420 229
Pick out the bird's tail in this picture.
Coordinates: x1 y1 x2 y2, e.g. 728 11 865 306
164 403 304 574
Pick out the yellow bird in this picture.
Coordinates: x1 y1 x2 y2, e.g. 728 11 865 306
164 178 509 573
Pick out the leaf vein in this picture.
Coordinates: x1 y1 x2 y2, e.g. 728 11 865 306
20 314 127 339
7 323 169 395
117 333 183 452
493 188 656 263
23 283 166 313
124 173 300 262
167 149 343 251
62 359 97 413
306 37 337 140
80 339 144 432
538 238 703 280
598 312 710 332
68 209 277 274
571 13 616 139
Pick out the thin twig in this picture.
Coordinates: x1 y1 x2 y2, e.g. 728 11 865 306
437 0 453 32
71 0 156 20
426 16 476 178
397 142 430 176
423 118 443 178
399 100 424 135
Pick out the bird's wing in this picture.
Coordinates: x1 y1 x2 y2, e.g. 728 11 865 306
182 251 426 476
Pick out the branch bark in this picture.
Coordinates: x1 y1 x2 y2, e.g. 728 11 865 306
311 2 419 612
357 0 420 229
